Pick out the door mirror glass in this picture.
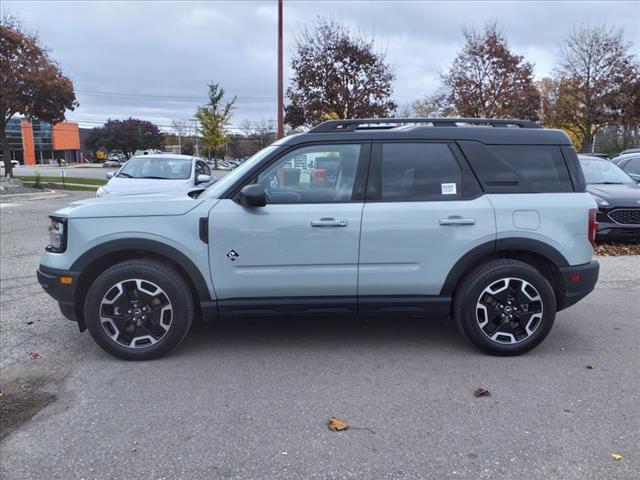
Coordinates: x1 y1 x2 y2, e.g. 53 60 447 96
196 174 211 184
106 172 114 179
239 184 267 207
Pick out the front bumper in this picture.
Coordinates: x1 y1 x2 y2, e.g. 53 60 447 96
37 265 81 324
596 220 640 241
557 261 599 310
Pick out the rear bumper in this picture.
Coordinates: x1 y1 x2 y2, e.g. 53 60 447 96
37 265 81 323
557 261 599 310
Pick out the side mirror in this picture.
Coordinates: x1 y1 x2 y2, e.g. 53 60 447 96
239 184 267 207
196 174 211 184
106 172 114 179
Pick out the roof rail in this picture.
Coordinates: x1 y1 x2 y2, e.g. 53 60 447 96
308 117 541 133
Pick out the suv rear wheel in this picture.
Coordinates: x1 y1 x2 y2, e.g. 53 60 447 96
454 259 556 355
84 260 193 360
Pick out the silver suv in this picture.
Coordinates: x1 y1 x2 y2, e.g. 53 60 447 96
37 118 599 360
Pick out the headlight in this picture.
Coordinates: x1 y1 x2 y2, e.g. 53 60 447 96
96 187 109 197
590 194 609 207
46 217 67 253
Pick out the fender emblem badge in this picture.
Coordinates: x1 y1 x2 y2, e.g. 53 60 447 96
226 250 239 261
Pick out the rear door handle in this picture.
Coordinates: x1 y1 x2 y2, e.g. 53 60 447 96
439 216 475 226
311 218 348 227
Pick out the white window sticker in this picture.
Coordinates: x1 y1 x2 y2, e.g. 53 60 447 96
441 183 457 195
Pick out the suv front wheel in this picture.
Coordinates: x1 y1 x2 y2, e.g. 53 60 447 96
454 259 556 355
84 260 193 360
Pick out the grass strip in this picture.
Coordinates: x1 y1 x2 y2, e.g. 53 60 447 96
13 175 106 186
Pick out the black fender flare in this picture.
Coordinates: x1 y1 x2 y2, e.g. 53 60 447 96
71 238 213 303
440 238 569 296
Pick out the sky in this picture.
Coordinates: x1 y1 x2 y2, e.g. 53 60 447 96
4 0 640 132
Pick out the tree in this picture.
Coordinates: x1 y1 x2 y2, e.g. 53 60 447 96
285 18 396 128
603 63 640 150
553 24 638 152
0 14 77 175
84 118 164 157
397 96 440 118
437 24 540 120
195 83 236 169
241 119 276 150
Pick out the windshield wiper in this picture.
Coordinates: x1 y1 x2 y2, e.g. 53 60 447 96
116 172 132 178
136 176 170 180
592 181 624 184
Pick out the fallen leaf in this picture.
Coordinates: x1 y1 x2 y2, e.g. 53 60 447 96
585 364 594 369
27 352 41 360
595 243 640 256
327 416 349 431
473 388 491 398
26 321 34 325
611 453 623 461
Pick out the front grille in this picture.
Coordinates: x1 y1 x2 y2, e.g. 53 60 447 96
608 208 640 225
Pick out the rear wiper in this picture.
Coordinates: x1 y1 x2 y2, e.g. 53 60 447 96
116 172 132 178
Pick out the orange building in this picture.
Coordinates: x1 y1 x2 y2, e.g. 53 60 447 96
5 118 81 165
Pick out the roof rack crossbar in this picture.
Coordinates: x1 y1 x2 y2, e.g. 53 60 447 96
308 117 541 133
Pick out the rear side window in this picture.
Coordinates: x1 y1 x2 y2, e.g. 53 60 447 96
489 146 572 192
380 143 462 201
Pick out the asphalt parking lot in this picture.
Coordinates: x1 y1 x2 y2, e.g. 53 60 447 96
1 192 639 480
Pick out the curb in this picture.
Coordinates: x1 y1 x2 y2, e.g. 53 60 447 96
0 190 69 203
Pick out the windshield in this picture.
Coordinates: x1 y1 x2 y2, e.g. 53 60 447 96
117 157 192 180
580 158 634 185
204 145 280 198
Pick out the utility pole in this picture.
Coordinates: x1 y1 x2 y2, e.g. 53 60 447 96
277 0 284 139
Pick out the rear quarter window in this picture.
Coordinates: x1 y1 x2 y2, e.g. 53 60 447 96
489 145 573 192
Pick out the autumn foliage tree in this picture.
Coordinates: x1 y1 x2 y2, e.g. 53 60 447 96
285 18 396 128
542 24 639 152
84 118 164 158
0 14 77 175
195 83 236 168
437 24 540 120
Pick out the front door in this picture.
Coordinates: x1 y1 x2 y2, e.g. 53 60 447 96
208 142 370 315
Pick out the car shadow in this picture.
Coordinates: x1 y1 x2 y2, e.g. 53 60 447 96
174 314 471 358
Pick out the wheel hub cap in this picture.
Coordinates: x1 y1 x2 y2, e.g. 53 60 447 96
475 277 543 345
99 279 173 349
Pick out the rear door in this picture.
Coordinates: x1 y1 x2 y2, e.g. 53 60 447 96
208 142 370 314
358 141 496 313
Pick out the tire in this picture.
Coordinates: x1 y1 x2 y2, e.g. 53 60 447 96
84 260 193 360
453 259 556 356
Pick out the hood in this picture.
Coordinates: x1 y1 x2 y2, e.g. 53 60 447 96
101 177 194 195
586 183 640 207
53 192 205 219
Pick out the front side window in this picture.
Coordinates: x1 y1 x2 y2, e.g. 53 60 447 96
380 143 462 201
256 144 362 204
624 158 640 175
196 161 211 176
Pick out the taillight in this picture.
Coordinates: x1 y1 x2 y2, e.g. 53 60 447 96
588 208 598 249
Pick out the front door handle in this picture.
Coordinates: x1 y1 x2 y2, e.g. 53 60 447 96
311 218 348 227
439 216 475 226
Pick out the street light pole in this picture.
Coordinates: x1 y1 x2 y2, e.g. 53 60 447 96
277 0 284 139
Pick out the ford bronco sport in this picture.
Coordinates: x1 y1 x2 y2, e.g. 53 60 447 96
37 118 599 360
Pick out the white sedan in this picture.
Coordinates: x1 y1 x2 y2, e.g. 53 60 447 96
1 160 20 169
96 154 214 197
